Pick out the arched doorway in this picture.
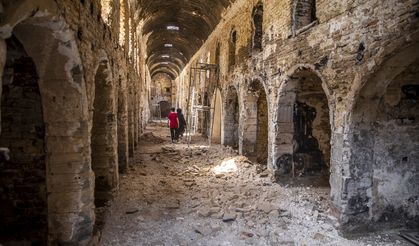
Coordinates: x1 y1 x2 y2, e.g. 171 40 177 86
222 86 239 148
211 88 222 144
275 67 331 185
91 59 118 207
347 43 419 229
0 35 47 244
241 80 268 164
0 10 94 244
159 100 171 118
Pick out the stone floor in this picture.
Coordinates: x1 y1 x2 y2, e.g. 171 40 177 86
99 122 410 246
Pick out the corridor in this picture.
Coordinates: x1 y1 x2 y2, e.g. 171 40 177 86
99 122 403 246
0 0 418 245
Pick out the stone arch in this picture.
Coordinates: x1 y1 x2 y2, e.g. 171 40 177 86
91 53 118 207
0 6 94 244
222 85 240 148
274 66 331 184
210 88 222 144
285 64 333 101
343 40 419 230
240 78 269 164
252 2 263 51
0 35 47 244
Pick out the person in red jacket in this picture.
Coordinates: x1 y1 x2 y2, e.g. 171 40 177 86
167 107 179 143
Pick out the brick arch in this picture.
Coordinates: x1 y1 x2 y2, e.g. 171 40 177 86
284 64 333 102
0 34 48 244
273 66 331 183
0 3 94 244
240 78 269 164
222 85 240 148
340 39 419 232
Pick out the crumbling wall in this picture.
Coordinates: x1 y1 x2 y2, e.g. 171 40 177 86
0 0 150 244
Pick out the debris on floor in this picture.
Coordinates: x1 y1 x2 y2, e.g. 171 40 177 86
100 123 410 246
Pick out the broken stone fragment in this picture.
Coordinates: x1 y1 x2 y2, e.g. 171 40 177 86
257 202 277 213
125 208 139 214
193 225 212 236
197 207 212 217
240 231 254 239
166 201 180 209
222 212 237 222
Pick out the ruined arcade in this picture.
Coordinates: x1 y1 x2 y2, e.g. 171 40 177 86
0 0 418 245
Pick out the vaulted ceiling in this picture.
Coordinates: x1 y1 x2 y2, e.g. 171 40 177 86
136 0 235 79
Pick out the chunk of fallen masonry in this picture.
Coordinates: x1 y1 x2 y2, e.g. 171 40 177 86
240 231 254 239
222 212 237 222
125 208 139 214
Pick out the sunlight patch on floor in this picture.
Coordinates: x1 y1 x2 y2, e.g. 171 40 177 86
212 158 238 175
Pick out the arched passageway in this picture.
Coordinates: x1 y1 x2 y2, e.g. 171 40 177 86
91 59 118 207
275 67 331 185
241 80 268 164
210 88 222 144
346 43 419 229
0 35 47 244
222 86 239 148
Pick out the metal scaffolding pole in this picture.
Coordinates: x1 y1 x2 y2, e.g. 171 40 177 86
185 63 220 147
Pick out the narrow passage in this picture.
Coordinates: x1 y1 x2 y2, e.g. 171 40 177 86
100 122 406 246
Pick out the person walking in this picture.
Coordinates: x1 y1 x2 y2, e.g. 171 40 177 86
176 108 187 140
167 107 179 143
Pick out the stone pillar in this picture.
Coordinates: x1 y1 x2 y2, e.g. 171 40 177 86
128 84 135 157
117 85 129 172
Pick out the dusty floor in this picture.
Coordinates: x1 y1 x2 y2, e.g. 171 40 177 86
99 122 411 246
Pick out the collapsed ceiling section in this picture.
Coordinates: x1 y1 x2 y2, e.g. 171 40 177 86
136 0 235 79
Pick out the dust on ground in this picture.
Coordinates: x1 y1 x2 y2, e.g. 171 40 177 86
99 122 410 246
